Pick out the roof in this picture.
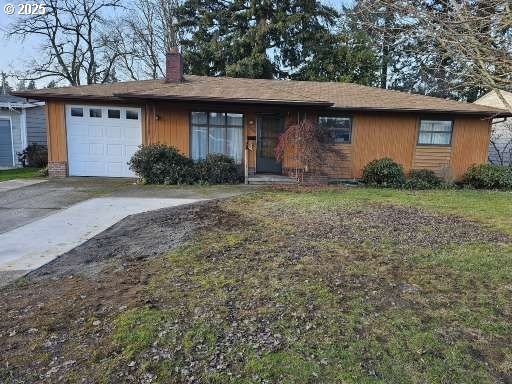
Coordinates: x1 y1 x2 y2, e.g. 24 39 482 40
0 94 43 108
474 90 512 112
12 75 509 116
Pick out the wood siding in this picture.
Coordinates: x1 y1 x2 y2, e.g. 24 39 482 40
450 117 491 179
46 101 67 162
413 146 452 176
352 114 418 179
43 98 491 181
144 103 189 156
245 111 257 173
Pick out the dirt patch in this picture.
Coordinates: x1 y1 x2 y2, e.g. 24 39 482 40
1 193 511 383
1 201 239 383
292 204 509 250
27 200 230 280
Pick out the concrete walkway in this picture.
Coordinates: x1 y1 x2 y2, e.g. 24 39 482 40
0 179 47 192
0 197 200 283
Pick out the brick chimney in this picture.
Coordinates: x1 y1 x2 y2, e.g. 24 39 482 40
165 47 184 83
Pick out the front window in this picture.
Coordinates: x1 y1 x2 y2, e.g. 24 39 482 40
318 116 352 144
418 119 453 145
191 112 244 163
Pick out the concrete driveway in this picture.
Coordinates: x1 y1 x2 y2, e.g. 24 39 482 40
0 178 253 286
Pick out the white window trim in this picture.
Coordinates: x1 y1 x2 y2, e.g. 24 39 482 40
20 109 27 149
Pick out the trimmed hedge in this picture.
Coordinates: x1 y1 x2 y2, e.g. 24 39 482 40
195 154 242 184
405 169 443 190
463 164 512 190
128 144 241 185
128 144 195 184
362 158 406 187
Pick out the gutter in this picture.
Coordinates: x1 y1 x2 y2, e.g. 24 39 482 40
113 92 334 107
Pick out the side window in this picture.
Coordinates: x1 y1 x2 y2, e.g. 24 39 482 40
318 116 352 144
108 109 121 119
89 108 102 118
418 120 453 145
70 107 83 117
126 110 139 120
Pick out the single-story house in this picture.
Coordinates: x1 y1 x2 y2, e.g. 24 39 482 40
13 51 509 180
474 90 512 166
0 95 47 168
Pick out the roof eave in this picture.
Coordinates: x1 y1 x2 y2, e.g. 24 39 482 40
114 92 334 107
329 106 512 117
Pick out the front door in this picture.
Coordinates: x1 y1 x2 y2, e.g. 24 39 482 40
256 115 284 174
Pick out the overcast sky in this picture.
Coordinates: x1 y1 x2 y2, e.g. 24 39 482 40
0 0 350 87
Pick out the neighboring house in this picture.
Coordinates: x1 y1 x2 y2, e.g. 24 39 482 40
13 51 509 180
474 90 512 166
0 95 47 168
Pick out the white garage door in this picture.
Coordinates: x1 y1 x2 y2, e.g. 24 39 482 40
66 105 142 177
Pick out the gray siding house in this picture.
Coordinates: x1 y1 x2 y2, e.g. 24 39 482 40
474 90 512 166
0 95 47 168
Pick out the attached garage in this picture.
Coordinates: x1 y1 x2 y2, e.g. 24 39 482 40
66 105 142 177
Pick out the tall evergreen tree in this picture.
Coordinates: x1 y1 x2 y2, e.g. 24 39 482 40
178 0 339 79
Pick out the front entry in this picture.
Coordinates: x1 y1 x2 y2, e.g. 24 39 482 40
256 115 284 174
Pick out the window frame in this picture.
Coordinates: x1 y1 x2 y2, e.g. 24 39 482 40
89 108 102 118
126 109 139 120
107 109 121 119
189 111 245 163
417 118 454 147
70 107 84 117
318 115 353 145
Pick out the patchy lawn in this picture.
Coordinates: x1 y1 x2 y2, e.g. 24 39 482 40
0 167 44 182
1 188 512 383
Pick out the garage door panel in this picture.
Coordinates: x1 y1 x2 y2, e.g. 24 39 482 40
66 105 142 177
107 162 124 175
126 145 139 155
106 128 122 139
88 126 103 137
106 144 123 156
125 127 141 140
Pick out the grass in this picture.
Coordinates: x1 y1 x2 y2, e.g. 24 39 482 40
104 188 512 383
0 167 44 181
3 187 512 383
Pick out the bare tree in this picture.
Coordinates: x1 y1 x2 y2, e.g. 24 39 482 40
112 0 181 80
8 0 124 85
489 120 512 165
417 0 512 111
357 0 512 109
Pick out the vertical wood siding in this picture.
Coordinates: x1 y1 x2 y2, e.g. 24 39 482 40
46 101 67 162
44 99 491 181
450 117 491 179
144 103 189 156
245 111 257 172
352 113 418 178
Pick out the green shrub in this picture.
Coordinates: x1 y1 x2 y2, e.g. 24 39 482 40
405 169 443 189
195 154 242 184
362 157 405 187
17 143 48 168
128 144 196 184
463 164 512 190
